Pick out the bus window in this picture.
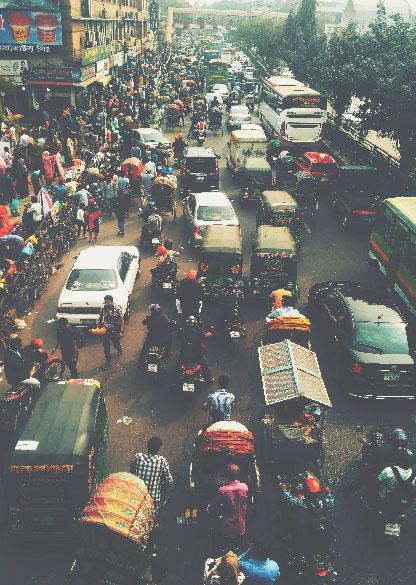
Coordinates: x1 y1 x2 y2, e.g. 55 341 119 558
377 206 396 244
402 233 416 279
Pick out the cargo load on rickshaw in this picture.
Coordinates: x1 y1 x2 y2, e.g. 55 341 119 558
258 340 331 471
151 175 177 222
67 472 156 585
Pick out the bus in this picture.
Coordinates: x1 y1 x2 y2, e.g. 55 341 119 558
369 197 416 319
259 76 327 148
202 48 221 68
206 58 228 90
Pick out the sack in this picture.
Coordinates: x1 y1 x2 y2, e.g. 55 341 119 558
90 327 106 335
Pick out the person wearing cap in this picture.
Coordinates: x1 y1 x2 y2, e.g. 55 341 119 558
97 295 124 369
176 270 204 320
270 288 292 310
206 463 248 553
138 304 174 367
151 244 178 282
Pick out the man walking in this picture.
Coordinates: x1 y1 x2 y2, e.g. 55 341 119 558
205 375 235 424
130 436 174 509
97 294 124 369
55 317 79 378
113 192 129 237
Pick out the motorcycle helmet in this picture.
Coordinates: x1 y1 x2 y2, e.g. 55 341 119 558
164 239 174 250
187 270 197 280
305 472 321 494
31 338 44 348
156 245 167 256
391 428 408 448
185 315 197 326
149 304 161 314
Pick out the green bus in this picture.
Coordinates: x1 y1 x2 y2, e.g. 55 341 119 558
369 197 416 318
206 58 228 91
202 48 221 68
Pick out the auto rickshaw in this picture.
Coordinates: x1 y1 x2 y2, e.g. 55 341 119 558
67 472 157 585
189 420 261 520
256 190 303 247
4 380 107 539
197 225 243 298
258 340 332 470
238 158 273 207
151 175 177 222
250 225 299 299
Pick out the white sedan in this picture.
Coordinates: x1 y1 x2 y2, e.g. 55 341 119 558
56 246 140 327
212 83 229 100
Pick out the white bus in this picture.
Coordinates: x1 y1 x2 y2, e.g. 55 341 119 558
259 76 327 148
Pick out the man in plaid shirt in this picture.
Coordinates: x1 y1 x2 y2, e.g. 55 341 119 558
130 436 173 508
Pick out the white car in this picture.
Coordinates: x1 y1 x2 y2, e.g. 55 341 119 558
182 191 239 248
227 105 251 130
57 246 140 327
212 84 229 100
241 124 265 136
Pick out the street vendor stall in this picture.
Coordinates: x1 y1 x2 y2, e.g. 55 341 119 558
258 340 332 470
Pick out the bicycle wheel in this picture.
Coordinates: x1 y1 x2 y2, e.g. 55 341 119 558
43 359 65 382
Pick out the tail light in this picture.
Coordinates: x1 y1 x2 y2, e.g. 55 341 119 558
243 191 249 198
194 226 201 235
315 566 329 577
185 369 194 375
352 362 362 375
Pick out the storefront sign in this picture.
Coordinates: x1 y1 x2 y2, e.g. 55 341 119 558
79 64 95 81
27 65 72 81
109 51 123 68
0 59 27 76
0 10 62 53
81 44 111 66
96 58 109 76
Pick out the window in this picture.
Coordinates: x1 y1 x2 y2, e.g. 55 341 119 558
66 269 117 291
118 253 131 282
196 205 233 221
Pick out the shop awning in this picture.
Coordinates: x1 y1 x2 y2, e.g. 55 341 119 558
96 75 112 86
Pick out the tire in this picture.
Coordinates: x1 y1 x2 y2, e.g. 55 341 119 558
43 359 65 382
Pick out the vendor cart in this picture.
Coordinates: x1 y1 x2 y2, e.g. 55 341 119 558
258 340 332 471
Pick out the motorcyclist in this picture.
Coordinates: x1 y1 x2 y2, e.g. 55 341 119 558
138 304 174 367
210 95 220 110
151 245 178 283
3 335 31 388
188 110 205 138
178 315 213 384
172 133 188 163
377 449 416 511
22 338 48 373
140 203 162 247
176 270 204 321
155 142 168 168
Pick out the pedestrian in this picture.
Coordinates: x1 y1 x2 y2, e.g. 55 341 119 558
238 542 281 585
55 317 79 379
206 463 248 554
29 168 44 197
205 375 235 424
102 175 117 217
117 172 130 197
97 294 124 369
76 203 86 238
130 436 174 509
113 192 129 237
142 168 154 201
51 178 68 203
0 169 14 205
3 334 31 387
84 199 101 242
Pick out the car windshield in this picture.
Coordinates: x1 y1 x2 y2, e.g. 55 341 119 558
197 206 234 221
141 130 163 142
66 269 117 291
354 322 410 354
187 158 217 173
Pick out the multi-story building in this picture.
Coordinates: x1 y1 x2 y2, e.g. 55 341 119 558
0 0 152 114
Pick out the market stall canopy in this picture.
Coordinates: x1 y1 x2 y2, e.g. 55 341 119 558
258 340 332 407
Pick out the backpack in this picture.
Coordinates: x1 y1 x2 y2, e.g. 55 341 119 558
386 466 416 507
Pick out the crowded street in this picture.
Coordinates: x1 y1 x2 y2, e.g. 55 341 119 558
0 18 416 585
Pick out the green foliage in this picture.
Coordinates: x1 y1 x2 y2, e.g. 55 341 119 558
236 19 284 69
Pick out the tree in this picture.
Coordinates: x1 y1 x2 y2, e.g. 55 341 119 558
341 0 357 26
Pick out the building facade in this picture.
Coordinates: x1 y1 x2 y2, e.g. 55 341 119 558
0 0 152 115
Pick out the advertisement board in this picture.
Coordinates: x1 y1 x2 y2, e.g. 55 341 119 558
0 10 62 53
82 44 111 66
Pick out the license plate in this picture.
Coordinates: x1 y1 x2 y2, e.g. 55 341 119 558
385 523 401 536
152 238 160 244
196 176 204 181
82 319 96 326
384 373 400 381
183 383 195 392
230 331 240 338
162 282 172 289
148 364 158 373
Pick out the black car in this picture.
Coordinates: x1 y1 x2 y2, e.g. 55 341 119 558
308 281 415 399
332 166 386 228
180 146 220 194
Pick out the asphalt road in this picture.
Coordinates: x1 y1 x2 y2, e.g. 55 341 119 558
1 112 415 585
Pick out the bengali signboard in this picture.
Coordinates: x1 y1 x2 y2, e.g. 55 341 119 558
0 59 27 76
0 10 62 54
27 65 72 81
81 44 111 66
149 0 159 32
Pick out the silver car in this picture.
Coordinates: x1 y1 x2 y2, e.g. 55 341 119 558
182 191 239 248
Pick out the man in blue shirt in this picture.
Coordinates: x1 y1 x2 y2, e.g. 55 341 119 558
239 542 280 584
205 375 235 424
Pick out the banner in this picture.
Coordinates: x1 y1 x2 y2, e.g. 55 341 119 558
0 10 62 53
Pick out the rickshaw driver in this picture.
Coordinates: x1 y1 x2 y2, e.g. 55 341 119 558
270 288 293 309
152 245 178 281
173 134 188 161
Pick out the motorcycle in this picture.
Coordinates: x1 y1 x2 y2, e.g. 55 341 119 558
142 344 168 378
140 219 163 252
196 125 206 146
178 359 204 394
151 262 178 297
31 352 66 382
213 283 245 345
0 379 40 440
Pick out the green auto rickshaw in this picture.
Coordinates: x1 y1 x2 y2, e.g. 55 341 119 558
4 379 107 540
256 190 303 248
197 225 243 298
250 225 299 298
238 158 274 207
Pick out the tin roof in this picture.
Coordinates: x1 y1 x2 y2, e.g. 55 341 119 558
200 224 243 255
254 225 297 254
258 340 332 407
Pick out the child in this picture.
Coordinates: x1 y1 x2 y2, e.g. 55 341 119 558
76 203 86 238
9 194 20 217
